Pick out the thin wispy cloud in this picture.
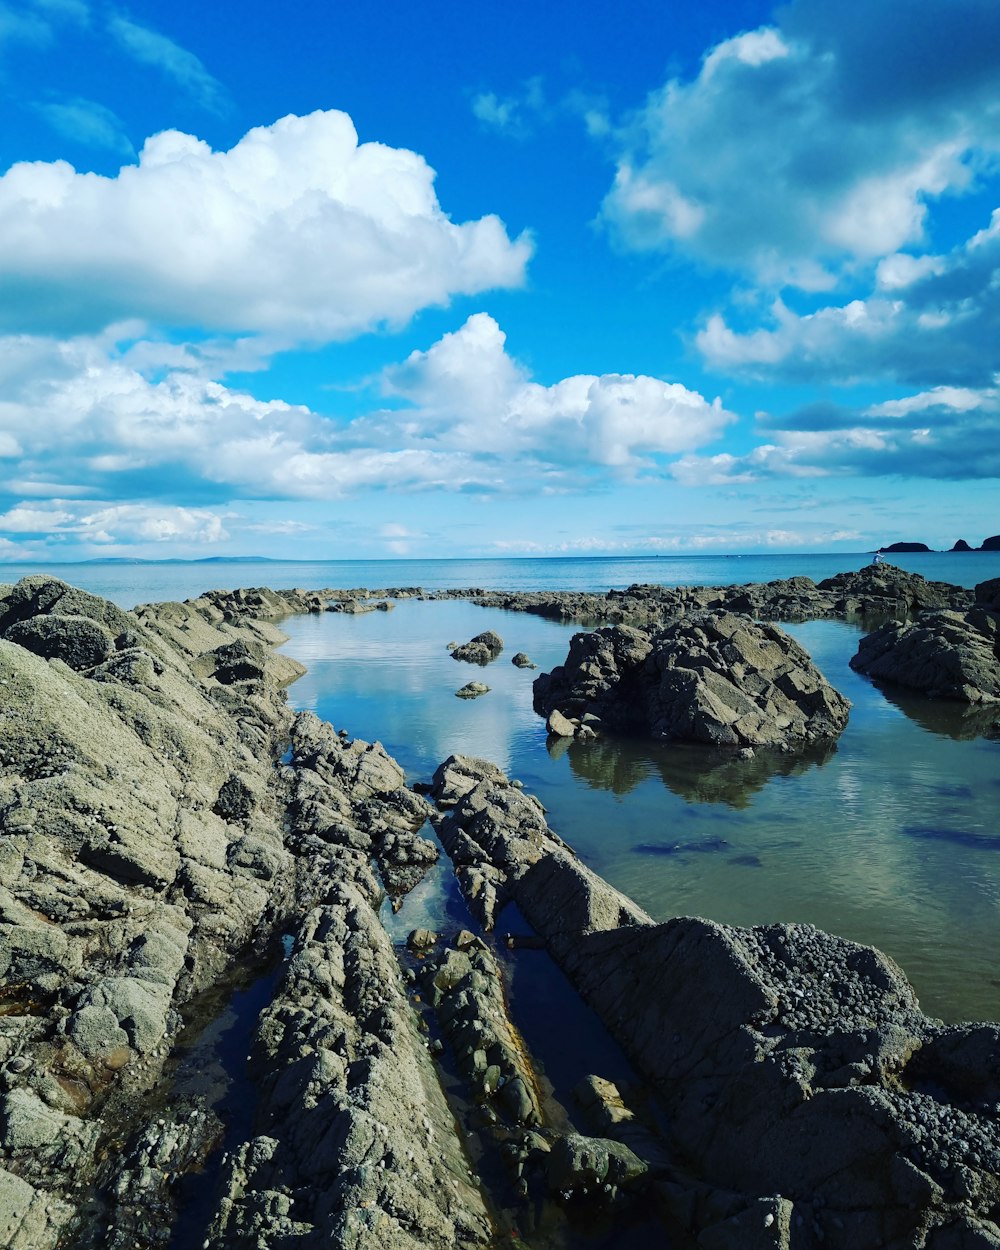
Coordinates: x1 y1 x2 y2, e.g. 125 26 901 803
106 12 228 113
34 95 133 155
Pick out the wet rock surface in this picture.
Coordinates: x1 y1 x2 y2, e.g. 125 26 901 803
851 577 1000 703
206 888 492 1250
534 612 851 748
430 754 1000 1250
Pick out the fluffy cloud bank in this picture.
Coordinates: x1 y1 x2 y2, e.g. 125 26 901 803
672 384 1000 485
0 110 531 339
0 315 734 549
602 0 1000 289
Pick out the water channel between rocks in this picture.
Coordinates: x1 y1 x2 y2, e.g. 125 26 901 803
280 598 1000 1027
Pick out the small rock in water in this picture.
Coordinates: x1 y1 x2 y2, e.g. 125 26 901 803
456 682 490 699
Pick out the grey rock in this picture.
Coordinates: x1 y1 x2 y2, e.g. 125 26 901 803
852 605 1000 703
431 755 1000 1250
546 708 577 738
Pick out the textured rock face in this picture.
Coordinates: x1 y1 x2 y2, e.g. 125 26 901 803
207 887 492 1250
0 577 305 1248
851 582 1000 703
533 612 850 748
431 755 1000 1250
0 579 456 1249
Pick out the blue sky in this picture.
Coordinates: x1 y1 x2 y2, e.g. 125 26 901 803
1 0 998 560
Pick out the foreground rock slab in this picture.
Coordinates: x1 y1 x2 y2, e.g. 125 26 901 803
534 612 850 748
431 754 1000 1250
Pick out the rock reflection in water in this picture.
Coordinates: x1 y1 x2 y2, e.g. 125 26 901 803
872 681 1000 740
556 733 838 809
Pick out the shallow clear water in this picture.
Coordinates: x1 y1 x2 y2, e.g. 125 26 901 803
281 600 1000 1026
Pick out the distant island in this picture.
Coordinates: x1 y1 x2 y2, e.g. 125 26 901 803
875 535 1000 553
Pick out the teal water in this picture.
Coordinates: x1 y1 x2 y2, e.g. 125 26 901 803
281 598 1000 1026
3 549 1000 608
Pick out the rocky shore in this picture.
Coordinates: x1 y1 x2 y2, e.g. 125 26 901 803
0 568 997 1249
434 563 973 629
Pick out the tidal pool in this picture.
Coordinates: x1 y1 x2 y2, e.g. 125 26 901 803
281 600 1000 1025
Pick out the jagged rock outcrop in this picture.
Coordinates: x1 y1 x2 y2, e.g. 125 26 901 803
533 612 850 749
815 562 971 619
0 577 305 1248
450 631 504 665
430 755 1000 1250
851 578 1000 703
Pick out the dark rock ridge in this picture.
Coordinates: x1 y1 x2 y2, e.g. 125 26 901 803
533 612 851 748
851 577 1000 703
450 630 504 665
878 542 930 552
430 754 1000 1250
434 564 972 630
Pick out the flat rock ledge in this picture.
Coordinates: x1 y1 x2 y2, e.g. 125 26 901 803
533 611 851 748
851 577 1000 703
430 754 1000 1250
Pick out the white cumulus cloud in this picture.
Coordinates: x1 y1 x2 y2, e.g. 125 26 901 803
376 313 735 469
0 110 532 341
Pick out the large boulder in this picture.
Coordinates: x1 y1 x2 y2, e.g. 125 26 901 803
533 612 850 749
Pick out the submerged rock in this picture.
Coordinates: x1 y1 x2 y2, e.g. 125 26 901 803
534 612 850 749
511 651 537 669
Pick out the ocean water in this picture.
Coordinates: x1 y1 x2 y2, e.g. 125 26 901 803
3 548 1000 608
7 553 1000 1023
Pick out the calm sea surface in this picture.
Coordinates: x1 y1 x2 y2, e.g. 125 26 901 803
10 553 1000 1023
3 549 1000 606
